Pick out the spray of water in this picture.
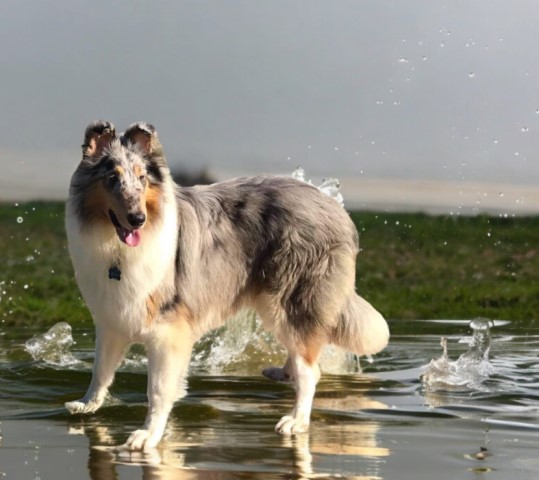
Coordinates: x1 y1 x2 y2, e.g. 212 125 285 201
25 314 359 375
292 167 345 207
190 310 360 375
25 322 81 367
421 318 494 391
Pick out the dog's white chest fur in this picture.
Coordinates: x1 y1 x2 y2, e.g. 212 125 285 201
65 204 177 339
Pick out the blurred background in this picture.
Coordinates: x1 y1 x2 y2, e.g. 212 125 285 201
2 0 539 213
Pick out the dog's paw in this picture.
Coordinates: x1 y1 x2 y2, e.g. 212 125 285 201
122 429 162 451
262 366 293 383
65 399 101 414
275 415 309 435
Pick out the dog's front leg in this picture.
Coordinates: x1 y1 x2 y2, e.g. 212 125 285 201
124 321 194 451
66 326 129 414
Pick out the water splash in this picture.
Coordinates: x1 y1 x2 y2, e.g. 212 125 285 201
191 309 360 375
191 310 285 375
291 166 308 183
318 178 344 208
25 317 362 376
421 318 494 391
291 167 345 207
25 322 80 367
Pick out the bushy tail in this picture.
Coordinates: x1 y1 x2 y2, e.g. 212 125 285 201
331 293 389 356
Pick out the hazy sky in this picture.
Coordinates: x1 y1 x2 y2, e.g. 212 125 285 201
2 0 539 185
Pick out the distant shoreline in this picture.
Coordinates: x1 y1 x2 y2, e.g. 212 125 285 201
212 170 539 216
2 160 539 216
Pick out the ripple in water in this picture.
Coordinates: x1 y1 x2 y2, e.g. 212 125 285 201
421 318 494 391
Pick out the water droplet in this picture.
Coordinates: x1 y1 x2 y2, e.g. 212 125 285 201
398 57 409 64
468 72 476 78
25 322 79 366
521 126 529 132
493 138 499 144
16 217 23 224
291 167 307 183
318 177 344 207
499 192 504 197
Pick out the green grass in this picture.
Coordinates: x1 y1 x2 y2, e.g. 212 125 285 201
0 202 87 328
1 202 539 328
353 212 539 326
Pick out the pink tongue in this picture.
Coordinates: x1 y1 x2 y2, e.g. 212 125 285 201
124 229 141 247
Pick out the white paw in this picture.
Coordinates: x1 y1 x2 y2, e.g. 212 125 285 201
65 399 101 414
275 415 309 435
123 429 162 451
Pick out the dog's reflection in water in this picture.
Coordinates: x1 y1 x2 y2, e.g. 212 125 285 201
70 394 389 480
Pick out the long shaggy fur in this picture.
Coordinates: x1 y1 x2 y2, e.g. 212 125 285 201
65 120 389 451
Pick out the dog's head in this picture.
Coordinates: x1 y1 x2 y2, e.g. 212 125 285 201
70 121 170 247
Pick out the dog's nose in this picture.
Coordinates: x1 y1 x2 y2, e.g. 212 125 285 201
127 212 146 228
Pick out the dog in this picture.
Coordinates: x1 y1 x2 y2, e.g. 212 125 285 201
65 120 389 451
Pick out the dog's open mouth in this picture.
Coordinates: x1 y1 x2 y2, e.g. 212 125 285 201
109 210 141 247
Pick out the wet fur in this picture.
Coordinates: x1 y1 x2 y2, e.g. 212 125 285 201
65 121 390 451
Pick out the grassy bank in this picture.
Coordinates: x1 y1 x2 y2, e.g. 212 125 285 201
1 202 539 328
353 212 539 325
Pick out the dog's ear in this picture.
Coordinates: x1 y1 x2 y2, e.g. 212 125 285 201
82 121 116 159
123 122 160 156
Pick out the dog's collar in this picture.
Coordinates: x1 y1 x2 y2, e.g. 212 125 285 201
108 265 121 281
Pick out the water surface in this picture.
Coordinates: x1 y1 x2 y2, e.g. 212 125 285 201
1 318 539 479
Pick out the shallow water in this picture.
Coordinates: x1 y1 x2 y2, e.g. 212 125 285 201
2 318 539 479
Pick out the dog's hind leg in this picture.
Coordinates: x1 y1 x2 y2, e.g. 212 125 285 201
66 326 129 414
274 343 322 435
262 356 294 383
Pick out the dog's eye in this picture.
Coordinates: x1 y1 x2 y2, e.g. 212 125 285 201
106 173 119 188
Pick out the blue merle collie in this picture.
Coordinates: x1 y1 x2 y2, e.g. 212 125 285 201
65 121 389 451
